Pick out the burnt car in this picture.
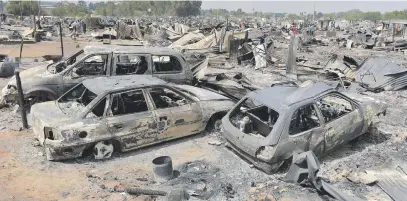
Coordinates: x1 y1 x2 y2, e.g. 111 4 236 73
2 45 193 107
31 75 234 161
222 82 386 174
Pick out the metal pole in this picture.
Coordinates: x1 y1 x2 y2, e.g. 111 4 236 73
59 22 64 57
312 1 315 23
17 38 28 129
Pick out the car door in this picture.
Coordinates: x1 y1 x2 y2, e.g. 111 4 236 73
151 55 189 84
62 53 111 95
105 89 158 151
146 86 204 141
112 53 152 76
315 92 364 152
277 103 325 158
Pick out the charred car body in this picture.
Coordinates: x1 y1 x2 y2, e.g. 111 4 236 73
31 75 234 160
222 82 387 174
2 45 193 106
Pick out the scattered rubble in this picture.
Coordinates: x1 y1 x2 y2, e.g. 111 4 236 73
2 9 407 201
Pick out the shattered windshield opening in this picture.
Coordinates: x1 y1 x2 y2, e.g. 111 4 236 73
58 84 98 116
230 97 279 138
47 50 85 73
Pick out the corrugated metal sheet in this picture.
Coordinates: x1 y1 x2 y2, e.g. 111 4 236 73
354 58 407 91
367 170 407 201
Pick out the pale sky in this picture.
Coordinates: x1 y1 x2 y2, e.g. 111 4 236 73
201 1 407 14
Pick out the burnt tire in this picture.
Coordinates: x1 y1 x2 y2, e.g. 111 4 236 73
205 118 222 133
93 140 114 160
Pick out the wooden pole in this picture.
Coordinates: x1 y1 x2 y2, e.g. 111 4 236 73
17 38 28 129
59 22 64 57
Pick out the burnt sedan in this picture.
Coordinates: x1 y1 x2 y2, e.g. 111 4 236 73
31 75 234 160
222 82 387 174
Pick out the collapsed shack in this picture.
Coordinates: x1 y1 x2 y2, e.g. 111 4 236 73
324 55 407 92
198 72 261 101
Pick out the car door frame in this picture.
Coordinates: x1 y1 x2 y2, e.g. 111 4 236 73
111 53 152 76
315 92 364 152
103 88 159 152
75 92 111 145
275 101 326 160
150 54 189 84
144 85 204 141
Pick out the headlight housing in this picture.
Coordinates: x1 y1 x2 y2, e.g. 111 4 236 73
44 127 54 140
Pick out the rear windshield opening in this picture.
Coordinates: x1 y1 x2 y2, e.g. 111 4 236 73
230 98 279 138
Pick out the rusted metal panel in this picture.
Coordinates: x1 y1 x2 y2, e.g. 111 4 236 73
355 58 407 91
367 170 407 201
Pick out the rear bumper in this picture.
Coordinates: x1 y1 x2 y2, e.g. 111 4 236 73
224 136 282 174
221 117 282 174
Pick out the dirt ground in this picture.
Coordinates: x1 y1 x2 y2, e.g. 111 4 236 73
1 37 407 201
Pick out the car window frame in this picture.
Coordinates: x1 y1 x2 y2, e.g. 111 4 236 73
81 93 110 119
287 103 322 137
67 53 111 78
145 85 195 110
105 88 152 117
112 53 152 76
151 54 184 75
315 92 357 124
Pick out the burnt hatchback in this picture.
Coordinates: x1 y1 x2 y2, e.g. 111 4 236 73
31 75 234 160
222 82 387 174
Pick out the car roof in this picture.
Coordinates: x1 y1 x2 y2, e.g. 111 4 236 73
84 45 180 55
248 82 334 110
83 75 167 95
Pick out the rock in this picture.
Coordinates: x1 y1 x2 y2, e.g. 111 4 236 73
258 193 276 201
257 183 265 189
358 172 378 185
136 177 148 181
106 193 126 201
85 171 100 179
279 188 288 193
102 181 125 192
347 172 377 185
31 140 41 147
208 140 223 146
248 187 258 194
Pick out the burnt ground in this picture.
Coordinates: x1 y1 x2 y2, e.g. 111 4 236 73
1 40 407 201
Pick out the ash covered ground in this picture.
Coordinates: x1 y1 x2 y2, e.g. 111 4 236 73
1 20 407 201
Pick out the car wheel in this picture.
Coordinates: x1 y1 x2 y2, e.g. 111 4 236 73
206 118 222 133
93 140 114 160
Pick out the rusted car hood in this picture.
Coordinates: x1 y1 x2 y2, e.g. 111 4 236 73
31 101 72 126
8 64 56 88
175 85 229 101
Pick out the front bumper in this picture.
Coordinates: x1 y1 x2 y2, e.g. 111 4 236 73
32 114 87 161
43 139 87 161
